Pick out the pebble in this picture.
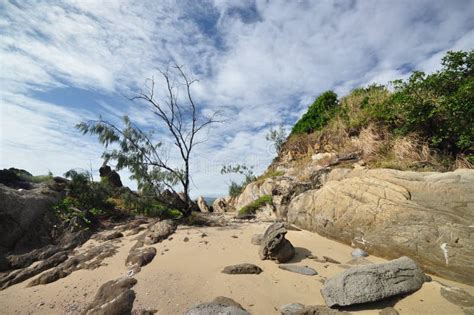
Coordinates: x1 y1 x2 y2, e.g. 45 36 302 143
351 248 368 257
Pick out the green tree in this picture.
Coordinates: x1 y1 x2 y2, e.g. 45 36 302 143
292 90 339 134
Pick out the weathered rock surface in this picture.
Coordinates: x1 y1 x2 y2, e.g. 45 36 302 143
0 183 62 255
144 220 177 245
83 277 137 315
278 264 317 276
279 303 349 315
222 263 263 274
287 168 474 284
197 196 210 213
259 223 295 263
440 286 474 307
185 296 250 315
321 256 429 307
212 197 236 213
126 247 156 274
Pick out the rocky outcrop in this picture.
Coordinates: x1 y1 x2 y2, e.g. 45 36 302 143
212 197 235 213
321 256 430 307
235 174 324 217
196 196 210 213
83 277 137 315
126 247 156 274
99 164 123 187
185 296 250 315
0 182 63 255
287 168 474 285
259 223 295 263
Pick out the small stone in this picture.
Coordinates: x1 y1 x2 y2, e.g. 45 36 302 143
380 307 399 315
278 265 317 276
351 248 368 258
222 264 263 275
322 256 341 264
278 303 305 314
232 235 238 238
184 237 189 242
37 302 44 307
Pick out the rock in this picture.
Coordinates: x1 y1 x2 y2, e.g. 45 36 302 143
251 234 264 245
379 307 399 315
0 251 68 290
0 183 62 255
185 296 250 315
99 231 124 241
184 237 189 242
212 198 228 213
197 196 210 213
440 286 474 307
287 168 474 284
99 164 123 187
222 263 263 274
278 303 305 314
83 277 137 315
126 247 156 273
259 223 295 263
322 256 340 264
321 256 429 307
351 248 368 258
278 265 317 276
144 220 177 245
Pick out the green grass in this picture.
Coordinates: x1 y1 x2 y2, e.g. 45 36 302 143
238 195 273 216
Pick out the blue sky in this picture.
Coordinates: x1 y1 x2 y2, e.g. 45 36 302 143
1 0 473 198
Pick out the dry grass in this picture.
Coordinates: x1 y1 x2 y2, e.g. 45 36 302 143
455 156 474 169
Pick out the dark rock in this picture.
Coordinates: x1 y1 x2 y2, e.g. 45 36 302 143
98 231 124 241
126 247 156 274
440 286 474 307
379 307 399 315
0 251 68 290
82 277 137 315
184 237 190 242
144 220 177 245
222 263 263 274
322 256 340 264
185 296 250 315
321 256 429 307
259 222 295 263
99 164 123 187
278 265 317 276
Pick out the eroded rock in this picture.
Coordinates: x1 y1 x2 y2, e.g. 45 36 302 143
222 263 263 275
278 265 317 276
197 196 210 213
83 277 137 315
321 256 429 307
144 220 177 245
259 223 295 263
185 296 250 315
126 247 156 274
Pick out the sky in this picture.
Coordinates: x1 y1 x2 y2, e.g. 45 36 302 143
1 0 473 198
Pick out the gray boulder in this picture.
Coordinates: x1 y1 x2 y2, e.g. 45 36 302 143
83 277 137 315
144 220 177 245
321 256 429 307
259 223 295 263
185 296 250 315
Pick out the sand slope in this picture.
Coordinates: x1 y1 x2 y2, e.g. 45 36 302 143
1 218 473 314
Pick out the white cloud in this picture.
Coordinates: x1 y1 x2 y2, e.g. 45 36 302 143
1 0 473 197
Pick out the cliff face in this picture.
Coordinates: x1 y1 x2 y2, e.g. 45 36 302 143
234 153 474 284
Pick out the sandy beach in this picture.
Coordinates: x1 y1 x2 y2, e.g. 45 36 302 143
1 217 473 314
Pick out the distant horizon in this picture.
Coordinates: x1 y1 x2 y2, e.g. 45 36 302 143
2 1 473 196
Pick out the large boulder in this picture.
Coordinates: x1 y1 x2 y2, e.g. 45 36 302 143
99 164 123 188
212 197 235 213
259 222 295 263
321 256 429 307
196 196 210 213
0 183 63 255
287 168 474 285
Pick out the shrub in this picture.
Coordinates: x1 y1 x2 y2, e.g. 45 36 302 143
292 91 339 134
238 195 273 216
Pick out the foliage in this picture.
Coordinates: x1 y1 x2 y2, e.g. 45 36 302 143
292 91 339 134
63 169 114 211
53 197 94 229
221 164 257 197
238 195 273 216
266 124 287 153
116 190 182 219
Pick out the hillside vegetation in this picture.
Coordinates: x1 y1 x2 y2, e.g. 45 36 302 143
278 50 473 172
